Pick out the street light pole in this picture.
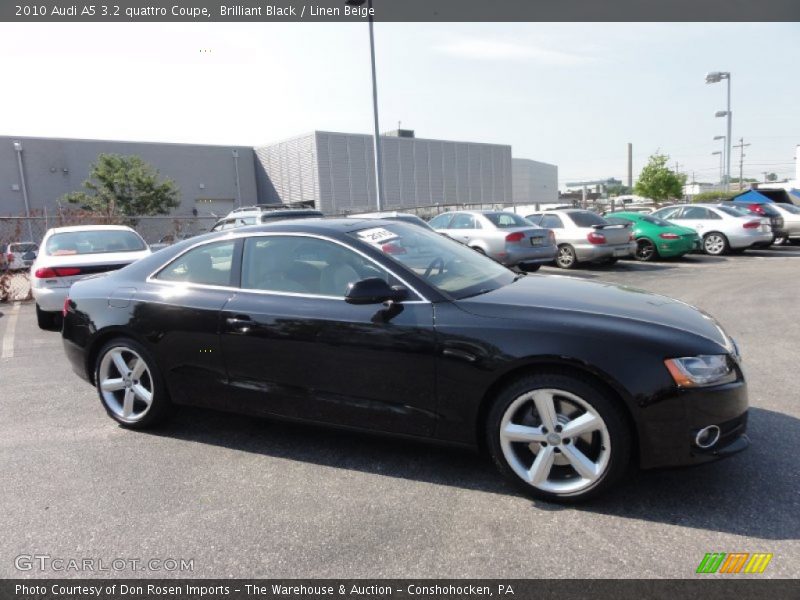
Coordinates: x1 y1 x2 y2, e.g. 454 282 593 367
713 135 726 185
348 0 384 210
706 71 732 191
725 75 732 191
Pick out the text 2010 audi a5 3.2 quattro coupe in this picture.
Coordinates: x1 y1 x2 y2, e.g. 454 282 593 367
61 218 749 502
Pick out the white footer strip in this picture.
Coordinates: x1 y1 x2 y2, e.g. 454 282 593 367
1 302 21 359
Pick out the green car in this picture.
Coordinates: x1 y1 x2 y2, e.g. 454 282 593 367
605 212 700 261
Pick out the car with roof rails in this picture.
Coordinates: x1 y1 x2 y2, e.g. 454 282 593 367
525 209 636 269
210 206 324 232
60 217 749 503
650 203 773 255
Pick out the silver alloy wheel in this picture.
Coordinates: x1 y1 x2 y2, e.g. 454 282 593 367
557 246 575 268
98 346 154 423
704 234 726 255
499 388 611 495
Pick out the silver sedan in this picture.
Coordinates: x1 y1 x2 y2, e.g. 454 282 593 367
428 210 556 271
526 209 636 269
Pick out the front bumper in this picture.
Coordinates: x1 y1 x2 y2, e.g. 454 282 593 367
638 379 749 469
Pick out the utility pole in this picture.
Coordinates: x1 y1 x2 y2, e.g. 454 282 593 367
733 137 751 190
674 161 680 174
762 171 769 183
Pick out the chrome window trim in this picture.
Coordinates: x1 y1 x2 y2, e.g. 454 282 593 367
145 231 431 303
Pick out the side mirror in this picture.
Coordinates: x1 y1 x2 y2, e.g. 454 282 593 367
345 278 407 305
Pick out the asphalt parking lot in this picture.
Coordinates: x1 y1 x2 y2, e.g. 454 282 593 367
1 247 799 579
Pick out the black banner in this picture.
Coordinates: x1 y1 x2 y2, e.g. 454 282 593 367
1 580 799 600
2 0 800 22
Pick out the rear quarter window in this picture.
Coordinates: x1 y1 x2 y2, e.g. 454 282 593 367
569 212 607 227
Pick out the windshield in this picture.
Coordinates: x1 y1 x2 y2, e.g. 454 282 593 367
717 205 748 217
349 223 515 299
484 212 532 228
45 230 147 256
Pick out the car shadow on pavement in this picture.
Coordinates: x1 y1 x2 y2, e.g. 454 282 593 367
147 404 797 539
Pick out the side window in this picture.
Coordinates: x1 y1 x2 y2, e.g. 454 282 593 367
526 214 543 225
241 236 394 297
428 213 454 229
541 214 564 229
706 209 722 220
682 207 710 219
156 241 236 286
658 207 681 220
450 214 477 229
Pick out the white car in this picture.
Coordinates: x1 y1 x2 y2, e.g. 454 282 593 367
770 203 800 245
31 225 151 330
1 242 38 271
650 203 773 255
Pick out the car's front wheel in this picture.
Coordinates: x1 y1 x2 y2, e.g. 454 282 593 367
487 372 631 503
95 338 171 429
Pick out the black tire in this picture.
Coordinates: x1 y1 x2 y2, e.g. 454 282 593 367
36 304 61 331
702 232 729 256
94 337 172 429
773 235 788 246
518 263 541 273
635 238 658 262
486 372 632 503
555 244 578 269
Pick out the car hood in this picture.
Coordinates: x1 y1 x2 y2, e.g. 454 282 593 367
458 274 731 349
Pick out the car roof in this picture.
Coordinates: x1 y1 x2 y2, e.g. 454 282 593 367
44 225 136 234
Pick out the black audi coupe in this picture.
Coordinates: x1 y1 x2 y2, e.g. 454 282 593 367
61 218 749 502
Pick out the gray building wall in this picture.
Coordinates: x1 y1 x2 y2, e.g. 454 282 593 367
512 158 558 206
0 136 258 218
255 131 513 214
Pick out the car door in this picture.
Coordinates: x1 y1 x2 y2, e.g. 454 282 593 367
445 213 483 244
135 238 240 410
219 234 438 437
539 214 566 243
674 206 713 234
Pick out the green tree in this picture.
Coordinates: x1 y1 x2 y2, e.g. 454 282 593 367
691 190 737 203
63 154 180 221
766 172 778 182
634 153 686 206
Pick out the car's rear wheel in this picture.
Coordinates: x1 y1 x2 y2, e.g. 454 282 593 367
635 239 658 261
95 338 171 429
703 232 729 255
773 235 788 246
487 372 631 503
555 245 577 269
36 304 61 331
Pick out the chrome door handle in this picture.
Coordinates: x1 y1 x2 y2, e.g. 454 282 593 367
226 316 253 333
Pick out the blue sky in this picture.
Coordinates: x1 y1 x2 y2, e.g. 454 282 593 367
1 22 798 187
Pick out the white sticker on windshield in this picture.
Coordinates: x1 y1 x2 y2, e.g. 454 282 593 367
356 227 398 245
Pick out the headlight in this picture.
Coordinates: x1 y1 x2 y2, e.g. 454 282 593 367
664 355 737 388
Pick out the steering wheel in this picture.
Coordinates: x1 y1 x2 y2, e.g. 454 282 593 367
423 257 446 278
